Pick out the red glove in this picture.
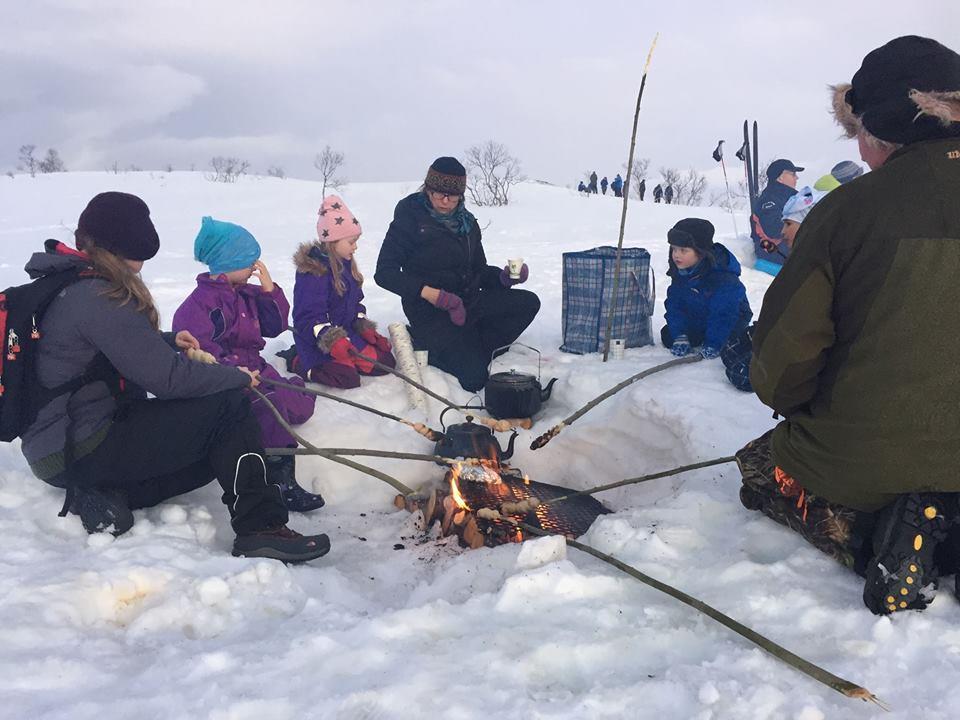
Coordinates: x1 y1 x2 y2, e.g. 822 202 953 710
360 327 392 353
328 337 357 367
354 344 378 374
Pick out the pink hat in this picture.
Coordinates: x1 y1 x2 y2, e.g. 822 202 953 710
317 195 361 243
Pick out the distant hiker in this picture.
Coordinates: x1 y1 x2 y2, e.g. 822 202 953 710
292 195 395 391
19 192 329 561
664 185 674 204
751 158 803 275
813 160 864 192
588 171 598 194
578 181 587 193
738 35 960 615
661 218 752 362
653 184 663 203
173 217 323 512
600 176 608 194
375 156 539 391
638 178 646 201
611 174 624 197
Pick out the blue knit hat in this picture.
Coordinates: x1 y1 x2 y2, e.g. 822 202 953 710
830 160 863 184
194 216 261 274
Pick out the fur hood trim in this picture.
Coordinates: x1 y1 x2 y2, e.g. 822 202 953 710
293 242 329 276
831 83 960 138
831 83 861 139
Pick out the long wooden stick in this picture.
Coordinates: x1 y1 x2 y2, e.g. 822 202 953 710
516 522 886 709
258 375 444 441
602 33 659 362
264 446 492 468
348 348 460 410
531 355 701 450
542 456 736 506
251 387 415 495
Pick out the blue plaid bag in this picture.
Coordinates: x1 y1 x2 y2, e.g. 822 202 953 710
560 246 655 354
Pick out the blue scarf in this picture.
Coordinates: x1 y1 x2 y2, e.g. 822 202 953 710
677 259 705 278
419 192 476 236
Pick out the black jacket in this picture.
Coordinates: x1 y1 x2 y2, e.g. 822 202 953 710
375 193 501 326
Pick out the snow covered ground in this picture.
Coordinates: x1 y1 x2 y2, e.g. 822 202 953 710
1 172 956 719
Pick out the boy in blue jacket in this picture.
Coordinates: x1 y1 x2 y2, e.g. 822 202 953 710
661 218 752 359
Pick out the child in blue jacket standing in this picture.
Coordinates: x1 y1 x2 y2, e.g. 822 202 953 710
661 218 752 359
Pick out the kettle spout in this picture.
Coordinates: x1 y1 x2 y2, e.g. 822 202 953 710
501 430 518 461
541 377 558 402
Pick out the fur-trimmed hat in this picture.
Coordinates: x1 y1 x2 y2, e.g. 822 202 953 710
831 35 960 145
76 192 160 261
667 218 715 254
424 157 467 195
317 194 361 243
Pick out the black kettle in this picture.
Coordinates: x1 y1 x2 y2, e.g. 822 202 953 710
484 343 557 420
434 413 517 464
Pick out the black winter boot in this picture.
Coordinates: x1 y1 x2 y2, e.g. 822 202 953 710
70 487 134 536
266 455 325 513
233 526 331 563
863 493 949 615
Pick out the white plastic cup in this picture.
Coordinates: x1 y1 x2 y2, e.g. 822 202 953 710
508 257 524 279
415 350 429 368
610 338 625 360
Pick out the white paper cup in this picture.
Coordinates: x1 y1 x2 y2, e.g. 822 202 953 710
508 257 524 279
415 350 429 368
610 338 625 359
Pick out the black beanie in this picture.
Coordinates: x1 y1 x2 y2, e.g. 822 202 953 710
424 157 467 195
77 192 160 261
846 35 960 144
668 218 715 254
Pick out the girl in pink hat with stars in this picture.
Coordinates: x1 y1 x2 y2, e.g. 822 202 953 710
289 195 395 388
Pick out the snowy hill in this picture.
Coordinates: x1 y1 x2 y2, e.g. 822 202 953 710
0 173 952 719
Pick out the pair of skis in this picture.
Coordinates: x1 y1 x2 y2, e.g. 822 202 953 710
739 120 786 258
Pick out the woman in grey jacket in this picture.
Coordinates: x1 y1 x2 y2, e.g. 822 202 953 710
21 192 329 562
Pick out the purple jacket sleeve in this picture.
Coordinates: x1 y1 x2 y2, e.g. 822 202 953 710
293 272 334 342
172 291 229 362
256 284 290 338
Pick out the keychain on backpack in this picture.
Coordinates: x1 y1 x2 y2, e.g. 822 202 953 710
30 315 40 340
6 329 19 361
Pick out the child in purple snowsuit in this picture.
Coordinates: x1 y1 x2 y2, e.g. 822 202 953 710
292 195 395 388
173 216 324 512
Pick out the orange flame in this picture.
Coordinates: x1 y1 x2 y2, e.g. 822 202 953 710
449 465 471 510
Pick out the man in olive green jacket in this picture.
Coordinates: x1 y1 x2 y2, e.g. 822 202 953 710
738 35 960 615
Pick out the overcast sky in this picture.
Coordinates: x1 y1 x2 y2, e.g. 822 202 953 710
2 1 958 191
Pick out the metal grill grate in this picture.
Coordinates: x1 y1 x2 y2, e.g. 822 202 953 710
459 469 609 538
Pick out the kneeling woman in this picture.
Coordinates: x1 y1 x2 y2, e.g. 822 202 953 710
375 157 540 391
19 192 328 562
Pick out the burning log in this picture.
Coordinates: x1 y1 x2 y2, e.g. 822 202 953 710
395 462 608 549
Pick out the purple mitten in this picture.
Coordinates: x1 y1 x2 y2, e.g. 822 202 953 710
500 263 529 287
436 290 466 326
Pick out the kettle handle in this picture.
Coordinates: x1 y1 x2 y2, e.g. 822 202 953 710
489 343 542 382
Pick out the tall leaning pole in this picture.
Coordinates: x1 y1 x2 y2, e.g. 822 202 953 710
602 33 659 362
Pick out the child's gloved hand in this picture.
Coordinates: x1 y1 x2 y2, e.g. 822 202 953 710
670 335 691 357
435 290 466 326
359 327 392 353
328 337 357 367
354 344 378 374
186 347 218 364
700 346 721 359
499 264 529 287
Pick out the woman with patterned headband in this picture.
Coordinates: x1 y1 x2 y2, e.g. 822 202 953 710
375 156 540 391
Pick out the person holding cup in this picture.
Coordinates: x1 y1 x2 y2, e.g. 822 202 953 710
375 157 540 391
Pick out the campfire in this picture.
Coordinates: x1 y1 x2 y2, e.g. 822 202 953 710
395 454 609 549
